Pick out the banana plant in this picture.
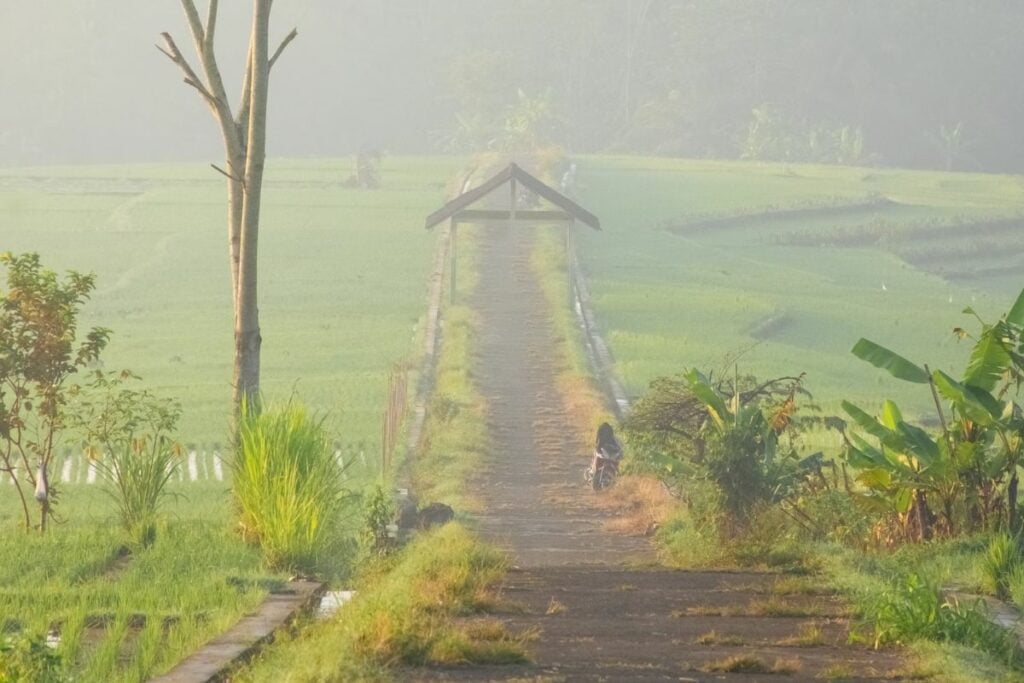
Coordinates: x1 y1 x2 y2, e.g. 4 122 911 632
682 368 819 524
843 287 1024 536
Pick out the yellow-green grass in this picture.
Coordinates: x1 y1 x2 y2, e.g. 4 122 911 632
0 156 463 452
0 481 287 682
411 222 488 512
237 523 526 682
574 156 1024 427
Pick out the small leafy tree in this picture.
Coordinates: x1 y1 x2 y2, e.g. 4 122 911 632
68 370 183 547
0 252 110 532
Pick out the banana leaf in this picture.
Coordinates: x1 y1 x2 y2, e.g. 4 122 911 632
684 368 729 430
895 421 940 466
933 369 1002 425
851 338 929 384
1006 287 1024 326
843 400 899 444
963 321 1013 391
881 400 904 430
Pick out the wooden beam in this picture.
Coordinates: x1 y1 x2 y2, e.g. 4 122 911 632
453 209 572 223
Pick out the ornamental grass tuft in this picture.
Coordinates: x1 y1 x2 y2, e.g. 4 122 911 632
233 400 348 572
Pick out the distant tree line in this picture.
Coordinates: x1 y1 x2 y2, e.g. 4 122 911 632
425 0 1024 172
3 1 1022 171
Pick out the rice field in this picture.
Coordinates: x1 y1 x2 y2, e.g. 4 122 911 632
0 156 462 452
0 156 460 680
573 156 1024 422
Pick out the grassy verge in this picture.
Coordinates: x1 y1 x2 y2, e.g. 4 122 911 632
411 219 488 513
236 523 527 682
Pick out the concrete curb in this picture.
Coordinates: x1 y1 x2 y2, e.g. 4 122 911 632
148 580 324 683
568 242 631 420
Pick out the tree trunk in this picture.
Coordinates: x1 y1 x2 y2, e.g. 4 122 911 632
232 0 271 409
162 0 296 416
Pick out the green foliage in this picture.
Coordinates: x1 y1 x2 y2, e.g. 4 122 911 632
741 104 868 165
0 631 63 683
233 400 349 572
359 484 395 559
980 534 1024 600
841 288 1024 542
68 370 182 547
627 368 821 533
0 252 111 532
868 573 1023 668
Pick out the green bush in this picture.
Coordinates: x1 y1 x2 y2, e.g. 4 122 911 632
233 401 348 572
71 370 182 547
869 573 1023 668
360 484 395 559
0 632 62 683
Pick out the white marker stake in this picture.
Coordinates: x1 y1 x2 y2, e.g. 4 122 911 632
86 460 98 484
61 458 72 483
188 451 198 481
213 453 224 481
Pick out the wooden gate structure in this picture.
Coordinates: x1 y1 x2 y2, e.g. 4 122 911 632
424 162 601 302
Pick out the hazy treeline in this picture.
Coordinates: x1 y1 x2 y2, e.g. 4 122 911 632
2 1 1022 171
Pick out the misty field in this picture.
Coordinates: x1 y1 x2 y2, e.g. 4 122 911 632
574 156 1024 421
0 156 462 452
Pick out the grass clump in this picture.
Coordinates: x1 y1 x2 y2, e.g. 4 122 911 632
237 524 528 681
980 533 1024 600
866 573 1024 669
233 400 349 572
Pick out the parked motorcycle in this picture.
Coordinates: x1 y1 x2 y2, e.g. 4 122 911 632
584 447 621 491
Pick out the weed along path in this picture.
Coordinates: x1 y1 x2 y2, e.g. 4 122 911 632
415 223 904 682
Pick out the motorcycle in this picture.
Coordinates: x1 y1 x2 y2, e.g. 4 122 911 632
584 447 621 491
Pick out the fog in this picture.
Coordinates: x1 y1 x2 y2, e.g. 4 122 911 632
2 1 1022 171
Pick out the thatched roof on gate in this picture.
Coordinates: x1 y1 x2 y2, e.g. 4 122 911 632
424 163 600 231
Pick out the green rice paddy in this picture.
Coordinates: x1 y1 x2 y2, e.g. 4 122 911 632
573 156 1024 422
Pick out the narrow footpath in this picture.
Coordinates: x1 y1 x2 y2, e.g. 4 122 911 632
416 224 904 682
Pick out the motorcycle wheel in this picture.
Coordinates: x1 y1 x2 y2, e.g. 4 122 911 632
593 464 615 491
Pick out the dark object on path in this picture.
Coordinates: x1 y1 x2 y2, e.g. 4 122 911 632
586 422 623 491
394 494 419 530
417 502 455 529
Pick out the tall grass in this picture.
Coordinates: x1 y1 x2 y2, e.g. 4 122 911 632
233 401 348 572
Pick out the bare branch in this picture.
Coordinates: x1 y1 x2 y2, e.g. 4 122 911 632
157 33 216 105
210 163 245 186
205 0 219 50
173 0 242 156
268 28 298 70
235 41 254 133
179 0 207 50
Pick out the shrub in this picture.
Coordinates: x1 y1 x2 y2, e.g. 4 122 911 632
0 632 62 683
360 484 396 559
70 370 182 547
232 400 348 572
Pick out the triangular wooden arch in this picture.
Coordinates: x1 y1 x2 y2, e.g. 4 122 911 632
424 163 600 231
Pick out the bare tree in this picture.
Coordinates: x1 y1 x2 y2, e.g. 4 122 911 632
159 0 296 409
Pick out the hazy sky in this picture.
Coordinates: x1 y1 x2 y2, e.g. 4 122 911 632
1 2 449 164
3 2 1023 170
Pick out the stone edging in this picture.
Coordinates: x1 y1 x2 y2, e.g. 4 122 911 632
399 170 477 477
148 580 324 683
568 243 630 420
